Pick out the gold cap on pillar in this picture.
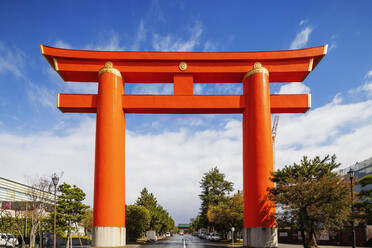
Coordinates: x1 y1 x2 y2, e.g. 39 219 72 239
243 62 269 82
98 61 122 78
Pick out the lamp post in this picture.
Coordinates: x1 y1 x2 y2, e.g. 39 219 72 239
348 168 356 248
51 173 59 248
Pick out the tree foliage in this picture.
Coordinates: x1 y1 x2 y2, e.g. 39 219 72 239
269 155 351 248
207 191 243 237
198 167 234 229
0 212 52 247
80 208 93 235
52 183 89 248
189 216 201 233
355 174 372 224
27 176 54 248
135 188 175 235
126 205 150 241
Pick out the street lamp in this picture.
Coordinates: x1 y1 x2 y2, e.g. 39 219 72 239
51 173 59 248
348 168 356 248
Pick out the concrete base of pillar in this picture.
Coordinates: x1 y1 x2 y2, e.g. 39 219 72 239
92 226 126 247
243 227 278 248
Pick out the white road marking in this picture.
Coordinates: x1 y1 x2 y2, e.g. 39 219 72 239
183 238 186 248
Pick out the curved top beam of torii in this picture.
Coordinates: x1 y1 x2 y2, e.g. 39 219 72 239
42 45 327 115
41 45 327 83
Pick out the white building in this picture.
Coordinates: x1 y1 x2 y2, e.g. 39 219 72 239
0 177 53 217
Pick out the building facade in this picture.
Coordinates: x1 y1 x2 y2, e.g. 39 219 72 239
178 224 190 234
338 157 372 192
0 177 53 217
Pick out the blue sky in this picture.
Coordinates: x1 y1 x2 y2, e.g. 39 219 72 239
1 1 372 224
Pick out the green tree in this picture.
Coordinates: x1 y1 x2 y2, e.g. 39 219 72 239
355 174 372 224
0 209 15 234
135 188 175 234
80 208 93 236
27 176 54 248
207 191 243 238
199 167 234 230
53 183 89 248
125 205 150 241
136 188 159 231
189 216 200 233
269 155 351 248
155 205 174 234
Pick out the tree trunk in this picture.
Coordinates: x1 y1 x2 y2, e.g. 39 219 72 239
65 231 71 248
299 217 306 248
309 222 317 248
29 222 37 248
300 229 306 248
312 233 318 247
75 223 83 248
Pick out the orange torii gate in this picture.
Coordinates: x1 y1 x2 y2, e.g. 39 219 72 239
41 45 327 248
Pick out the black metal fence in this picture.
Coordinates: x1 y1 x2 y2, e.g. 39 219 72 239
278 226 372 246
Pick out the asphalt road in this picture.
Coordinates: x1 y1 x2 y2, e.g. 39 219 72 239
139 234 230 248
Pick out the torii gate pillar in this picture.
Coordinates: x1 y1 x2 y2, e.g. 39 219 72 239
93 63 126 246
243 63 276 247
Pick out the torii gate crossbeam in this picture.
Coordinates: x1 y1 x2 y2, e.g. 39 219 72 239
41 45 327 248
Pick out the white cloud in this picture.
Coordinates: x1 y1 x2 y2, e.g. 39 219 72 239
276 97 372 149
364 70 372 79
0 117 242 224
176 118 204 127
327 34 338 52
350 81 372 96
329 42 337 52
194 84 204 94
362 82 372 94
45 66 98 94
0 42 26 79
52 20 216 54
152 22 203 51
290 26 313 49
54 30 126 52
27 81 56 110
203 40 218 52
278 83 310 94
0 117 96 207
348 70 372 96
54 40 72 49
26 67 98 112
299 19 309 26
131 19 147 51
84 32 125 51
54 33 125 52
64 82 98 94
125 120 242 222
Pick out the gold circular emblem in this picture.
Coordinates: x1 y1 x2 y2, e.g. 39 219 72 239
179 62 187 71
